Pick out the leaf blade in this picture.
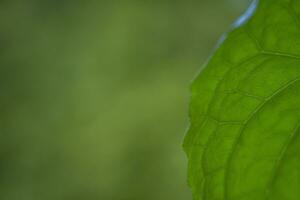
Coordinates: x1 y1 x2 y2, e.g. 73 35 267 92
184 0 300 199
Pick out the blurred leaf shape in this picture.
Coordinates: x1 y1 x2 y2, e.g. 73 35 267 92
183 0 300 199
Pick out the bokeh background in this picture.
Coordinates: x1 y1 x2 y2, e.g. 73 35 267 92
0 0 251 199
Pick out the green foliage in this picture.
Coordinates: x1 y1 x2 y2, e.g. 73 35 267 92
184 0 300 199
0 1 250 200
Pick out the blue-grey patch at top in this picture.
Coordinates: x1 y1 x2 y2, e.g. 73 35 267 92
233 0 258 28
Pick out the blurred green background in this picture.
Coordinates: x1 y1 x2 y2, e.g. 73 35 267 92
0 0 251 199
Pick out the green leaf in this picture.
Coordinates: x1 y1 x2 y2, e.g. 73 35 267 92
183 0 300 199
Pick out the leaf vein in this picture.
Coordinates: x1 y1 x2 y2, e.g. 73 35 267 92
224 75 300 200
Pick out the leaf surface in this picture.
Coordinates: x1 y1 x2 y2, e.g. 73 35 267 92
183 0 300 199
